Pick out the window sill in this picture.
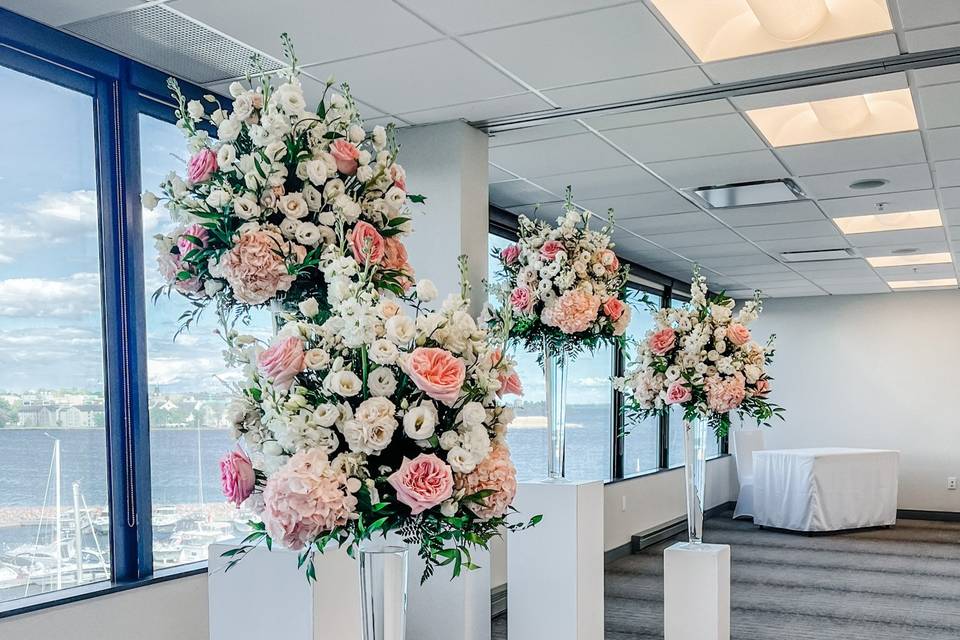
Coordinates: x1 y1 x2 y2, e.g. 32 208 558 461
605 453 731 487
0 563 207 620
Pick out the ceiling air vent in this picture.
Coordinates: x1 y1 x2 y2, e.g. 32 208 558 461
64 5 283 85
693 178 806 209
780 248 859 263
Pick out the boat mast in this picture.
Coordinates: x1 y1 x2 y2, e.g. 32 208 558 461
72 482 83 584
53 438 62 591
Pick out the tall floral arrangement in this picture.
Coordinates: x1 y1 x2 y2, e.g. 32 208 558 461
615 267 783 436
218 250 537 581
143 34 417 333
490 188 631 358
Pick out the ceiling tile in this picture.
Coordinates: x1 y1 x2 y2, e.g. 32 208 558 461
918 83 960 129
488 180 555 208
844 227 948 248
172 0 441 65
398 92 555 125
738 220 840 242
944 208 960 225
302 40 526 114
462 3 693 88
714 201 827 228
897 0 960 29
939 186 960 209
703 34 900 84
581 190 696 219
489 132 626 178
857 240 949 257
645 227 747 249
700 254 782 269
912 64 960 87
821 281 890 295
2 0 137 26
619 212 725 235
398 0 626 35
729 73 907 111
904 24 960 52
775 132 927 175
604 113 766 163
645 150 788 189
584 100 733 132
509 201 565 221
950 225 960 241
712 262 793 277
543 67 711 110
875 263 957 279
760 284 826 298
934 160 960 187
926 126 960 161
797 164 933 199
756 236 852 253
790 260 874 274
678 242 771 260
487 121 585 147
533 165 665 200
818 188 939 217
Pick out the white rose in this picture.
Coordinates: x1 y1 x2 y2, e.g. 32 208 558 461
217 144 237 168
217 117 242 142
140 191 159 211
304 348 329 370
348 124 365 143
369 339 399 365
385 315 416 345
233 195 260 220
447 446 476 474
368 367 398 397
459 402 486 429
439 431 459 450
403 403 438 440
187 99 205 120
205 189 231 208
304 159 328 185
326 370 362 397
298 297 320 318
313 403 340 427
279 193 309 219
415 279 438 303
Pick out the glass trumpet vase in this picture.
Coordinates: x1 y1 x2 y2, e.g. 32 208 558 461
542 336 569 480
683 418 709 544
358 541 408 640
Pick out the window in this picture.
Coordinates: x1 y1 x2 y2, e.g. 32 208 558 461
621 288 662 477
0 63 110 603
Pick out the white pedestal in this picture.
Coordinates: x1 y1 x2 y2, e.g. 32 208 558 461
407 543 491 640
507 480 604 640
208 543 361 640
663 542 730 640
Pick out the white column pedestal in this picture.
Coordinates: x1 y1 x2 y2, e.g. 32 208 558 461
507 479 604 640
407 544 491 640
663 542 730 640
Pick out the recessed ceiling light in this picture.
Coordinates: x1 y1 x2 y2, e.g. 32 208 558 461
849 178 889 190
745 89 918 147
833 209 942 235
891 247 918 255
867 252 952 267
693 178 805 208
648 0 892 62
888 278 958 290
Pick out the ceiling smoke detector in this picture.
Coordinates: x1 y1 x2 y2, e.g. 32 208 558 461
693 178 806 209
780 248 859 263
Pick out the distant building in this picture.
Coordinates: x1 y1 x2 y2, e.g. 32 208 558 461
17 403 104 428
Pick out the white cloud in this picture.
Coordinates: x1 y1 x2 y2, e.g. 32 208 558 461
0 272 100 317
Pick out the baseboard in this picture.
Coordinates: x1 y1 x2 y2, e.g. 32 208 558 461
605 542 633 563
491 584 507 618
897 509 960 522
629 501 737 553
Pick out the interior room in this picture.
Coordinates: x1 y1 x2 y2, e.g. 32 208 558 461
0 1 958 639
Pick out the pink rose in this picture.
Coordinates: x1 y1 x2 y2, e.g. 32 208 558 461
220 449 255 506
551 289 601 334
217 229 303 305
454 444 517 521
390 164 407 191
500 244 520 265
706 374 746 413
176 223 209 258
330 139 360 175
262 450 358 550
350 221 386 265
648 328 676 356
257 336 305 391
403 347 466 406
509 286 535 314
540 240 564 261
186 148 217 184
753 378 771 397
726 323 751 347
602 297 626 321
388 454 454 515
665 380 692 405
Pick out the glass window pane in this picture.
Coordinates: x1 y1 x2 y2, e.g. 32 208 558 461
0 64 110 603
140 114 270 568
622 288 662 477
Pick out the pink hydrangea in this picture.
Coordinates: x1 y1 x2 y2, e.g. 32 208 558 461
454 444 517 521
219 449 255 506
261 450 358 551
705 374 746 413
552 289 601 334
216 229 304 305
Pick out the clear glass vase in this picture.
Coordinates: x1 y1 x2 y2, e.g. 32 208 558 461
683 418 709 544
542 336 569 480
358 542 408 640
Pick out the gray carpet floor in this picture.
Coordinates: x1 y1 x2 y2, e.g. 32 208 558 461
492 510 960 639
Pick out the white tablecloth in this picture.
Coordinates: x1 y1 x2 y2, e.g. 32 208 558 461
753 448 899 532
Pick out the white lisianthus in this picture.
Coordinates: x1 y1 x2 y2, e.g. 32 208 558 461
438 430 459 450
447 446 476 474
368 367 398 397
141 191 159 211
304 159 328 185
203 279 223 296
279 193 309 219
385 186 405 209
369 339 399 365
295 221 322 246
217 144 237 168
186 99 205 120
415 279 438 302
298 297 320 318
326 370 362 397
459 402 486 429
356 165 374 182
205 189 231 208
440 500 458 518
304 348 329 370
279 216 298 239
228 81 245 98
403 402 438 440
324 179 345 201
217 117 242 142
233 196 260 220
385 315 416 345
210 109 227 125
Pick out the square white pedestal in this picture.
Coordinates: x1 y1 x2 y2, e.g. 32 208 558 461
507 479 604 640
663 542 730 640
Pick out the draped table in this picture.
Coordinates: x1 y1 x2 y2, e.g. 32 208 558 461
753 448 899 532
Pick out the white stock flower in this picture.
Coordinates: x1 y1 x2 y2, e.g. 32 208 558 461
326 370 362 397
368 367 398 397
372 125 387 149
348 124 365 143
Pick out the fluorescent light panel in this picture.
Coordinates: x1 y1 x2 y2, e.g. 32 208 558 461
888 278 958 290
648 0 892 62
833 209 942 235
745 89 918 147
867 252 952 267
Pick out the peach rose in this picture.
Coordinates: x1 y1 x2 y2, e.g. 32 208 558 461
403 347 465 406
499 244 520 265
382 237 412 276
599 249 620 272
509 286 535 314
218 229 303 305
753 378 771 397
258 336 305 391
498 369 523 397
454 444 517 521
726 323 751 347
540 240 564 261
665 380 692 405
648 328 676 356
330 139 360 175
350 221 386 265
388 453 454 515
553 289 601 334
602 297 626 321
219 449 255 507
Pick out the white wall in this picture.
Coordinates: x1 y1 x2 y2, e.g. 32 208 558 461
748 289 960 512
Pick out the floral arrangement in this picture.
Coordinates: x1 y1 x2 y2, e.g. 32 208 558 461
142 34 418 333
217 256 536 582
615 267 783 437
491 188 631 358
